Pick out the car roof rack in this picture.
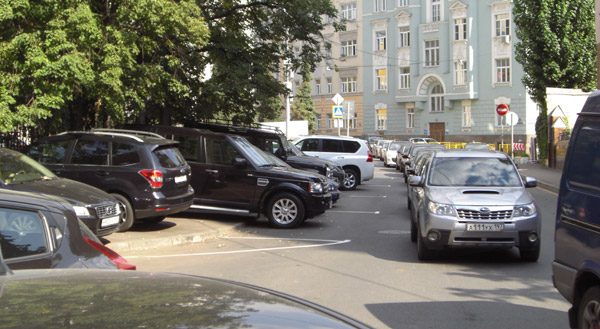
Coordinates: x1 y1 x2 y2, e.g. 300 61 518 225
92 128 164 139
57 129 164 142
186 119 285 135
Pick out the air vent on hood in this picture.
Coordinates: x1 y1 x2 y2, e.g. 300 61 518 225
462 190 500 195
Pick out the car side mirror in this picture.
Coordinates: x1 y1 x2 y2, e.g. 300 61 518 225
233 158 248 168
408 176 423 187
524 176 537 188
406 168 415 175
405 160 412 167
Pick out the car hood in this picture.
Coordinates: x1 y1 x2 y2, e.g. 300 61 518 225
0 269 369 329
259 165 327 183
10 178 114 206
426 186 533 206
286 155 327 172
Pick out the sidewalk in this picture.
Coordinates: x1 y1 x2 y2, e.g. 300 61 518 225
517 162 562 193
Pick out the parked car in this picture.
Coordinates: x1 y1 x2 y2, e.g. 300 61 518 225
27 129 194 231
0 148 121 237
553 90 600 329
409 137 437 144
294 135 374 190
395 143 413 172
0 266 371 329
372 139 392 159
0 189 134 270
407 149 540 261
464 142 491 150
379 140 392 161
402 143 447 183
383 141 408 167
133 126 333 228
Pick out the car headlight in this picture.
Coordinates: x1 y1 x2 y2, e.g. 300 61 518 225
309 182 324 194
326 166 333 179
428 202 455 216
73 206 91 217
513 203 536 217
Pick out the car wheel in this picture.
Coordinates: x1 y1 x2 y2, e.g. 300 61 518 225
111 193 135 232
143 216 166 224
519 243 540 262
417 226 436 261
266 193 305 229
341 169 358 190
578 286 600 329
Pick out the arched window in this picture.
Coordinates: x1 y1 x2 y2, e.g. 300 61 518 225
430 85 444 112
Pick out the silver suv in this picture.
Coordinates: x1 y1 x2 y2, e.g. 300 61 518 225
408 149 540 261
294 135 374 190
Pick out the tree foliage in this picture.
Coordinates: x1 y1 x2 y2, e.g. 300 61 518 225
513 0 597 161
291 64 317 133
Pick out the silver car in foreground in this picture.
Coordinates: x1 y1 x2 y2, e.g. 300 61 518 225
408 150 540 261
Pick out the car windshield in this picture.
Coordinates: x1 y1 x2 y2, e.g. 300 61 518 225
288 142 304 156
230 136 281 167
428 157 522 187
0 149 57 184
388 143 401 151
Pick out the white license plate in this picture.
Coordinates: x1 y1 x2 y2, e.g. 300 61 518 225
328 200 333 209
466 223 504 232
101 215 120 228
174 175 187 183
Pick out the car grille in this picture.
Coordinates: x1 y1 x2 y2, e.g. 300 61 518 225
457 209 512 220
95 204 119 219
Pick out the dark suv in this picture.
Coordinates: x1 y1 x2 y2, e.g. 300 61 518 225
26 129 194 232
137 125 332 228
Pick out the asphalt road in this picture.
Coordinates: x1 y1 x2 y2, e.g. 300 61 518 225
123 162 569 329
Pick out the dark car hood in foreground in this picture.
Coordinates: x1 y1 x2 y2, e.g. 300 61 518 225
0 269 370 329
8 178 113 206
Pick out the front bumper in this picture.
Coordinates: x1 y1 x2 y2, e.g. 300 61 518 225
306 193 333 218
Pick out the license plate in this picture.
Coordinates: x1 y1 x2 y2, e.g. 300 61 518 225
101 215 120 228
328 200 333 209
466 223 504 232
174 175 187 183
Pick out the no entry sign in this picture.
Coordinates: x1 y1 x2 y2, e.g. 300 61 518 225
496 104 509 116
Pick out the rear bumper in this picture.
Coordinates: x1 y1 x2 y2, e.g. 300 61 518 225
134 187 194 219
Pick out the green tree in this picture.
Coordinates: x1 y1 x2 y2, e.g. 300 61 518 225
291 63 317 133
513 0 597 162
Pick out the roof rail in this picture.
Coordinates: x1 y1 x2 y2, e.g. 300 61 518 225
186 119 285 134
92 128 164 139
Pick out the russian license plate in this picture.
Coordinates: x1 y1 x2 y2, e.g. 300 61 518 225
466 223 504 232
101 215 120 228
174 175 187 183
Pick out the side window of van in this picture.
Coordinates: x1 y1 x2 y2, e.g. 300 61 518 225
567 123 600 192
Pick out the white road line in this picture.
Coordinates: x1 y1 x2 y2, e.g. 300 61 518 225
126 238 351 259
348 195 387 198
328 210 380 214
366 184 392 187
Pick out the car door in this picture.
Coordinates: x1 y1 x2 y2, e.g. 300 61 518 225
27 137 73 176
63 136 111 188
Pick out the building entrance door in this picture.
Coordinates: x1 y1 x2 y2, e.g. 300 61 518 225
429 123 445 142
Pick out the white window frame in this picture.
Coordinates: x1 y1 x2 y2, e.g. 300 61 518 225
462 105 471 127
341 3 357 21
341 76 357 93
326 78 333 93
315 114 322 131
315 79 321 95
326 113 333 129
496 58 511 83
341 40 357 57
454 18 467 41
377 110 387 130
431 0 441 22
430 85 444 112
398 0 409 7
399 26 410 47
375 30 387 51
342 112 357 129
496 113 508 126
406 108 414 128
376 69 387 91
424 40 439 67
375 0 386 12
454 60 467 86
399 67 410 89
495 13 510 36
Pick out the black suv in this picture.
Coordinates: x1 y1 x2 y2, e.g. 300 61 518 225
26 129 194 231
136 125 332 228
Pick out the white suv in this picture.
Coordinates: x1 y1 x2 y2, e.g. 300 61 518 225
294 135 374 190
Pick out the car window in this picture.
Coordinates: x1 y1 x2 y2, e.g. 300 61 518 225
298 139 319 152
0 150 57 184
205 137 241 166
112 143 140 166
341 141 360 153
72 139 109 165
172 135 199 161
154 146 186 168
429 157 522 187
0 208 49 260
322 140 340 152
261 138 281 154
567 123 600 192
28 140 71 164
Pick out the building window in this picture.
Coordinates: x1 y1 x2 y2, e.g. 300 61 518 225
496 58 511 83
496 113 507 126
399 26 410 47
424 40 439 67
341 40 357 57
454 18 467 40
399 0 409 7
376 69 387 91
454 60 467 86
326 78 333 93
377 109 387 130
342 113 357 129
430 85 444 112
407 108 414 128
495 13 510 36
375 0 386 12
431 0 441 22
341 3 357 20
399 67 410 89
462 105 471 127
326 113 333 129
375 31 387 51
315 79 321 95
315 114 322 131
341 76 357 93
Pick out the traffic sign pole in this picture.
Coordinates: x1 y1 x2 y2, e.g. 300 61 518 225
496 104 509 153
332 93 344 136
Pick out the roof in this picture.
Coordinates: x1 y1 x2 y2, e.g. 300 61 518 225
580 90 600 114
432 149 506 158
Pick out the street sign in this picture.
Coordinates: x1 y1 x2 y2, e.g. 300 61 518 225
332 106 343 118
332 93 344 106
507 112 519 126
496 104 509 116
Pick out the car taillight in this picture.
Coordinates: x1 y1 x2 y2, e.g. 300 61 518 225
139 169 163 188
84 237 136 270
367 151 373 162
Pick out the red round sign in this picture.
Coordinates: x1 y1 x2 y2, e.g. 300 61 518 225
496 104 509 116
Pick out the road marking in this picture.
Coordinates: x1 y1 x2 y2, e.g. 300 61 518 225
347 195 387 198
366 184 392 187
126 237 351 258
328 210 380 214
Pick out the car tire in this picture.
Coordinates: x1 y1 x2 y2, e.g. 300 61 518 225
143 216 166 224
578 286 600 329
111 193 135 232
519 243 540 262
266 193 305 229
341 169 359 191
417 226 436 261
